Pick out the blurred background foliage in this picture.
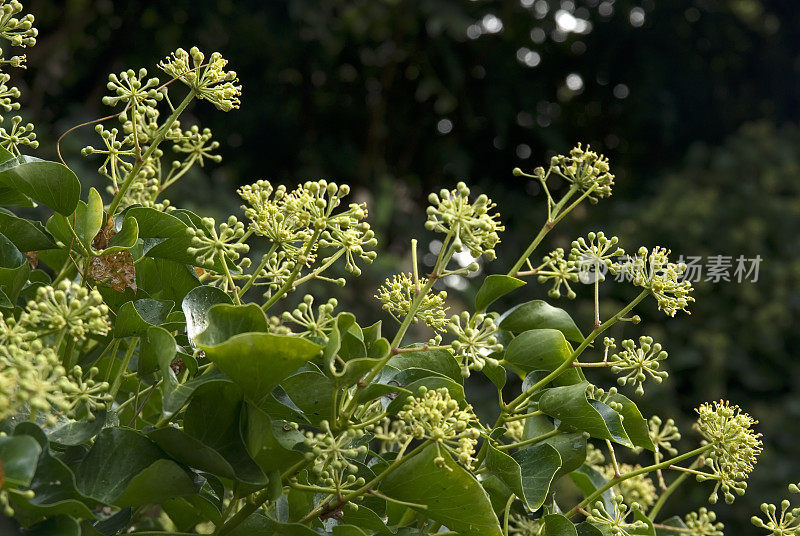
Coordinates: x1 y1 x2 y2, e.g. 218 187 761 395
11 0 800 531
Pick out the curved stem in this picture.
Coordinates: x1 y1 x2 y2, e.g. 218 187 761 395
497 428 560 451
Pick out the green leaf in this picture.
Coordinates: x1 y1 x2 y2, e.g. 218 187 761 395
608 392 656 451
500 301 584 343
340 503 395 534
0 231 31 303
75 427 194 506
513 443 562 510
544 432 587 478
475 274 526 311
10 423 94 524
569 464 615 515
183 381 266 485
228 512 319 536
76 187 104 249
484 443 526 504
45 410 110 446
148 426 235 480
0 208 56 251
538 382 633 448
0 155 81 216
386 348 462 383
543 514 579 536
0 434 42 487
25 516 81 536
182 285 233 343
281 370 335 425
138 326 177 379
194 303 269 346
114 298 174 337
576 522 605 536
504 329 584 386
100 215 139 254
245 406 307 474
200 332 322 407
380 443 502 536
632 510 657 536
161 368 232 418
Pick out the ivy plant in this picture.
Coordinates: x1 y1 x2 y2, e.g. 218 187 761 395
0 2 792 535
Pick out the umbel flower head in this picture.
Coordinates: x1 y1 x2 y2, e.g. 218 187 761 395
397 386 481 470
376 273 449 331
609 336 669 396
569 231 624 284
587 495 648 536
25 281 110 340
536 247 579 299
281 294 338 340
751 482 800 535
446 312 503 377
648 415 680 466
302 420 368 489
551 143 614 200
685 508 724 536
694 400 763 504
159 47 241 111
600 464 658 508
101 68 162 110
186 216 250 269
617 246 695 316
425 182 504 260
0 114 36 155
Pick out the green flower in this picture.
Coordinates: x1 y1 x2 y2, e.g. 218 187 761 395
101 68 162 110
397 386 481 470
685 508 724 536
25 281 110 340
238 180 311 247
0 71 20 116
536 247 578 299
171 125 221 167
375 273 449 331
186 216 250 269
752 483 800 535
588 495 648 536
551 143 614 200
302 420 368 490
282 295 337 340
0 114 37 155
569 231 624 283
159 47 241 111
600 463 658 508
609 336 669 396
694 400 762 504
81 125 135 191
425 182 504 260
618 246 695 316
0 1 37 48
649 415 680 469
446 312 503 377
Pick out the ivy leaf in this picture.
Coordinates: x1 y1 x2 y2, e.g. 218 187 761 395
194 303 269 346
135 257 200 304
45 410 111 447
161 368 233 419
504 329 584 386
24 516 81 536
484 443 526 504
0 231 31 303
181 285 233 344
379 443 502 536
138 326 177 379
608 392 656 451
0 153 81 216
475 274 526 311
386 348 462 383
76 187 104 249
0 434 41 487
200 332 322 408
245 406 307 474
543 513 579 536
74 427 195 507
0 208 56 251
513 443 562 510
569 464 615 515
281 370 335 425
499 301 584 343
227 512 319 536
114 298 174 337
538 382 633 448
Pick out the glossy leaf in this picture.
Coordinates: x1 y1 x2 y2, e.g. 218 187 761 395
245 405 307 473
608 391 656 451
0 434 42 487
194 303 269 346
484 443 526 504
475 274 526 311
0 231 31 303
200 332 322 407
25 516 81 536
138 326 177 379
569 464 615 515
76 187 104 249
513 443 563 510
504 329 584 386
500 300 584 343
182 285 233 344
538 382 633 447
380 444 502 536
114 298 173 337
386 348 462 383
0 208 56 251
543 514 579 536
100 214 139 254
0 154 81 215
228 512 319 536
135 257 200 304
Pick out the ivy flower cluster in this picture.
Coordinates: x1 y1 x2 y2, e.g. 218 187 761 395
569 231 624 283
425 182 504 260
694 400 763 504
376 273 449 331
159 46 242 111
752 482 800 535
25 281 110 340
446 312 503 377
608 336 669 396
281 295 338 339
186 216 250 269
684 508 725 536
536 247 579 299
0 0 37 153
550 143 615 200
302 421 368 489
101 68 162 109
620 246 695 316
600 464 658 508
587 495 648 536
397 387 481 470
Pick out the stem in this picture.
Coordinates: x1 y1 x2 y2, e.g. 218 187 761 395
497 428 560 451
261 229 321 312
108 91 194 215
503 493 515 536
109 338 138 401
563 444 713 519
239 243 278 295
219 254 241 305
648 467 692 520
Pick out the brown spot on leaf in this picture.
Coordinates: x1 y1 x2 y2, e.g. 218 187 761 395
25 250 38 269
88 220 137 293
